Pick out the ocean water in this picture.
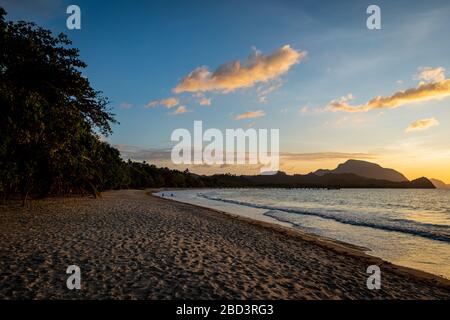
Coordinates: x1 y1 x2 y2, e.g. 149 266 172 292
155 188 450 279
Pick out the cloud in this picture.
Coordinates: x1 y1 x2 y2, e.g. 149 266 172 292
234 110 266 120
414 67 446 83
257 79 283 103
299 105 309 114
173 45 307 94
281 152 377 161
258 96 268 103
327 78 450 113
146 97 179 109
115 145 377 166
170 105 189 115
406 118 439 133
119 102 133 109
198 97 212 106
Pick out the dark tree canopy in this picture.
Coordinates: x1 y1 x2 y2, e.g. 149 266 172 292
0 8 116 198
0 8 208 200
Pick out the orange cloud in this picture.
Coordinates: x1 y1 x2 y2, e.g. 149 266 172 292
199 97 212 106
328 67 450 113
173 45 306 94
328 79 450 112
406 118 439 133
170 105 188 115
234 110 266 120
146 97 179 109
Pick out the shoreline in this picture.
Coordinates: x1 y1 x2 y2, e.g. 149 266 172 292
0 189 449 299
151 190 450 289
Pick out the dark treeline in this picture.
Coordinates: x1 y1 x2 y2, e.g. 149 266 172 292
0 8 213 201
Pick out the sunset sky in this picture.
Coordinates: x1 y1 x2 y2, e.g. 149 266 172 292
3 0 450 182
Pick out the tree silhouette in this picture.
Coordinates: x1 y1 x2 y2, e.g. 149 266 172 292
0 7 115 199
0 7 211 201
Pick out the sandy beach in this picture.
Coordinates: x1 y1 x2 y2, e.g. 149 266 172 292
0 189 449 300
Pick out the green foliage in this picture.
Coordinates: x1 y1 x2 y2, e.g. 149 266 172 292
0 8 116 198
0 8 212 199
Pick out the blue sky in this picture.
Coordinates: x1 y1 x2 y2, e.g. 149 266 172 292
2 0 450 181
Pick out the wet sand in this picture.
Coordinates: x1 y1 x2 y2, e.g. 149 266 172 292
0 189 449 299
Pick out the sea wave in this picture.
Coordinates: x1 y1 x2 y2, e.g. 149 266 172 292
198 192 450 243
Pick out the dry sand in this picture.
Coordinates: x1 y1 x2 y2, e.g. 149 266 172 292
0 189 449 299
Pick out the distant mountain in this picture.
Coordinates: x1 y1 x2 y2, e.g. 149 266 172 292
313 159 409 182
430 178 450 189
215 172 435 189
206 160 435 189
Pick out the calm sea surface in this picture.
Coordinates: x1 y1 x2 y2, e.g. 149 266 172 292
155 188 450 278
